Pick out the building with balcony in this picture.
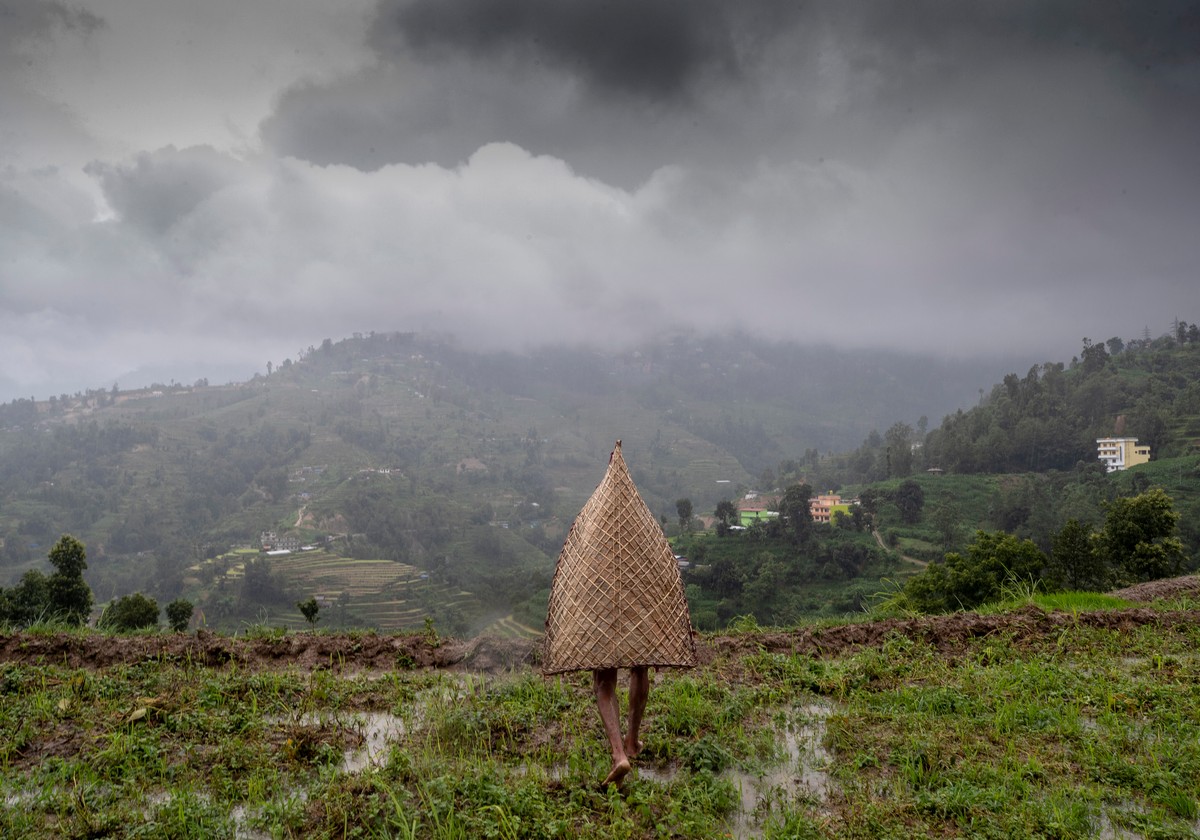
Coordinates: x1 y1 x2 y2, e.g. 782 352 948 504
1096 437 1150 472
810 492 851 524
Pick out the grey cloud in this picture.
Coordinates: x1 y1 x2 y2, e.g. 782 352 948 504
4 0 1200 403
85 146 244 237
0 0 104 58
266 0 1200 187
265 0 810 182
370 0 752 103
1 1 105 166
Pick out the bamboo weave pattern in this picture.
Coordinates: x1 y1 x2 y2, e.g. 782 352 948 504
543 441 696 674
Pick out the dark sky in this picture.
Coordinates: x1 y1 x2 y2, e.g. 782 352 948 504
2 0 1198 400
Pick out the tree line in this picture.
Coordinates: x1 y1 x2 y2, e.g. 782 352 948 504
0 534 193 632
894 487 1185 613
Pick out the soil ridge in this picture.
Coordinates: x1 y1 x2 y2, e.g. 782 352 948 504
2 603 1195 674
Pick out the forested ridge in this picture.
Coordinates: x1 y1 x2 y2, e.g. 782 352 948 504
0 326 1197 633
812 325 1200 486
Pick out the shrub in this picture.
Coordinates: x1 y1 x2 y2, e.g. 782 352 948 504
99 592 159 632
165 598 194 632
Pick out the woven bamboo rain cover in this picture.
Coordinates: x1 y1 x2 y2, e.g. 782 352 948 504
543 440 696 675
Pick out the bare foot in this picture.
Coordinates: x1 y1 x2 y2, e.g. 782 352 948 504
603 757 631 786
624 738 643 758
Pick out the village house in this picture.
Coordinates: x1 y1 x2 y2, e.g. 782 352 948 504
260 531 302 552
1096 437 1151 472
809 492 851 524
738 494 780 526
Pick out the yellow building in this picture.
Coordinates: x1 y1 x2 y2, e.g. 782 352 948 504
1096 437 1150 472
809 492 850 524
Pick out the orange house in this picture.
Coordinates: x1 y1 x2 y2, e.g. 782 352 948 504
809 492 850 524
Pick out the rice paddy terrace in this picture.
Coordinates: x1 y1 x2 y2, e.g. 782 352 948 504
186 547 484 634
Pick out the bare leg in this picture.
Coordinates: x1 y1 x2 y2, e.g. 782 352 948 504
593 668 630 784
625 666 649 758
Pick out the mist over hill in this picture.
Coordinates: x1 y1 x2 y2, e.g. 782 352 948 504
0 331 1028 628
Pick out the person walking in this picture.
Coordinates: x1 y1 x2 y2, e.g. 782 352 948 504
543 440 696 784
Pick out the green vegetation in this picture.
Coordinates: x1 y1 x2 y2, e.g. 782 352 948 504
98 592 159 631
0 331 1045 633
297 596 320 626
900 530 1047 613
0 535 94 628
678 488 897 628
2 590 1198 838
3 326 1200 635
892 488 1190 615
164 598 193 632
1005 591 1134 613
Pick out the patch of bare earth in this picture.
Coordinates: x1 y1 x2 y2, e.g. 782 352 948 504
2 580 1197 674
0 629 538 674
698 605 1199 665
1110 574 1200 603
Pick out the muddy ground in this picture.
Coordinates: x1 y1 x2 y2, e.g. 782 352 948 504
2 575 1196 674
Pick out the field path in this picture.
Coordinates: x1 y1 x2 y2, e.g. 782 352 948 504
871 527 928 568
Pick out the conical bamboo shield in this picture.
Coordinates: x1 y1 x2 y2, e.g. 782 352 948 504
543 441 696 674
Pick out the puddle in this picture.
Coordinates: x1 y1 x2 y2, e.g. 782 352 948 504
635 764 672 784
343 711 408 772
230 803 274 840
728 704 834 839
268 710 408 773
145 790 288 840
629 704 836 839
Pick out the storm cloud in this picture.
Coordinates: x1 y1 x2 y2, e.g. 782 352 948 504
1 0 1199 401
373 0 751 102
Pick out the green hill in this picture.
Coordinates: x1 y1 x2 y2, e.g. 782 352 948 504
2 328 1199 632
0 332 1017 630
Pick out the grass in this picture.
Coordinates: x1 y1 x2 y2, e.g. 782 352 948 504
1026 592 1135 611
2 603 1199 838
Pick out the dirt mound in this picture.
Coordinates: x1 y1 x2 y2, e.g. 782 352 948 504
1110 574 1200 604
0 630 455 673
1 604 1195 673
698 605 1196 664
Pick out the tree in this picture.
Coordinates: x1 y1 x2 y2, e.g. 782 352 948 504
713 500 738 536
99 592 159 631
1046 519 1106 591
297 596 320 626
165 598 194 632
903 530 1046 613
858 488 884 516
885 422 914 478
893 480 925 525
930 500 962 552
675 498 693 534
48 534 87 577
1130 407 1169 457
0 570 50 627
1079 337 1110 376
779 483 813 543
706 556 744 598
1100 488 1185 583
46 535 93 626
